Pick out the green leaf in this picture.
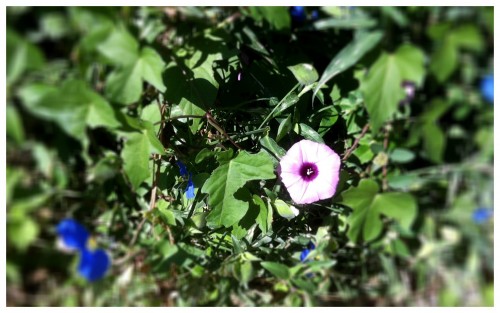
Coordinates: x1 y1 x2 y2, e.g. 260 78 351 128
317 106 339 137
248 7 291 31
340 179 417 243
381 7 408 27
287 63 319 85
195 148 216 164
202 150 276 228
276 115 293 142
7 168 24 205
261 262 290 280
415 98 451 163
105 65 142 105
353 144 374 164
260 135 286 160
7 218 39 251
106 47 166 105
7 29 45 85
389 148 415 163
429 24 484 83
17 83 58 114
234 260 254 286
313 31 383 101
121 124 164 190
122 132 151 189
139 47 167 92
272 92 300 118
29 80 120 148
272 199 299 220
253 195 271 234
157 200 177 226
39 12 69 40
313 17 377 30
421 123 445 164
361 44 425 131
97 27 139 66
6 104 25 144
294 123 325 144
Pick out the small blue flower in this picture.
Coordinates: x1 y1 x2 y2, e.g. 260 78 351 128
300 242 316 262
176 160 189 177
56 219 89 251
290 6 307 23
78 248 111 282
480 74 494 104
311 10 319 21
472 207 493 224
186 174 195 199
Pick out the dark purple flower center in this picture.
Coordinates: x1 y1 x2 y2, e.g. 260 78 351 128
299 162 319 182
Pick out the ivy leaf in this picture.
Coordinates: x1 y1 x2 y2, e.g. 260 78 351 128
202 150 276 228
165 35 229 133
313 30 383 101
97 27 139 66
340 179 417 243
7 29 45 86
121 133 151 189
361 44 425 132
25 80 120 149
106 47 166 105
120 118 164 189
414 98 452 163
428 24 484 83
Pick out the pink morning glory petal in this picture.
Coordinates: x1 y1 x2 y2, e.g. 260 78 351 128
279 140 341 204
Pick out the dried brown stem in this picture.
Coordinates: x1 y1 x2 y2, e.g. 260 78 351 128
342 123 370 162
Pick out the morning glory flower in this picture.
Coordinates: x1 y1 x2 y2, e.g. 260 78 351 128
78 248 111 282
300 242 316 262
472 207 493 224
279 140 341 204
56 218 89 251
480 74 494 104
399 80 416 106
290 6 307 23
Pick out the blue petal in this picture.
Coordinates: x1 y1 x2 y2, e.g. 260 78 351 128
300 248 310 262
311 10 319 21
290 6 307 23
176 160 189 177
472 207 493 224
56 219 89 251
300 242 316 262
480 75 494 104
185 174 195 199
78 248 111 282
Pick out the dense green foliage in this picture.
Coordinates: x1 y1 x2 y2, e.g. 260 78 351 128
6 6 494 306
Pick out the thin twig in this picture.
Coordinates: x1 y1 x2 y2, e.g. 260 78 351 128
342 123 370 161
153 114 205 125
205 111 243 150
